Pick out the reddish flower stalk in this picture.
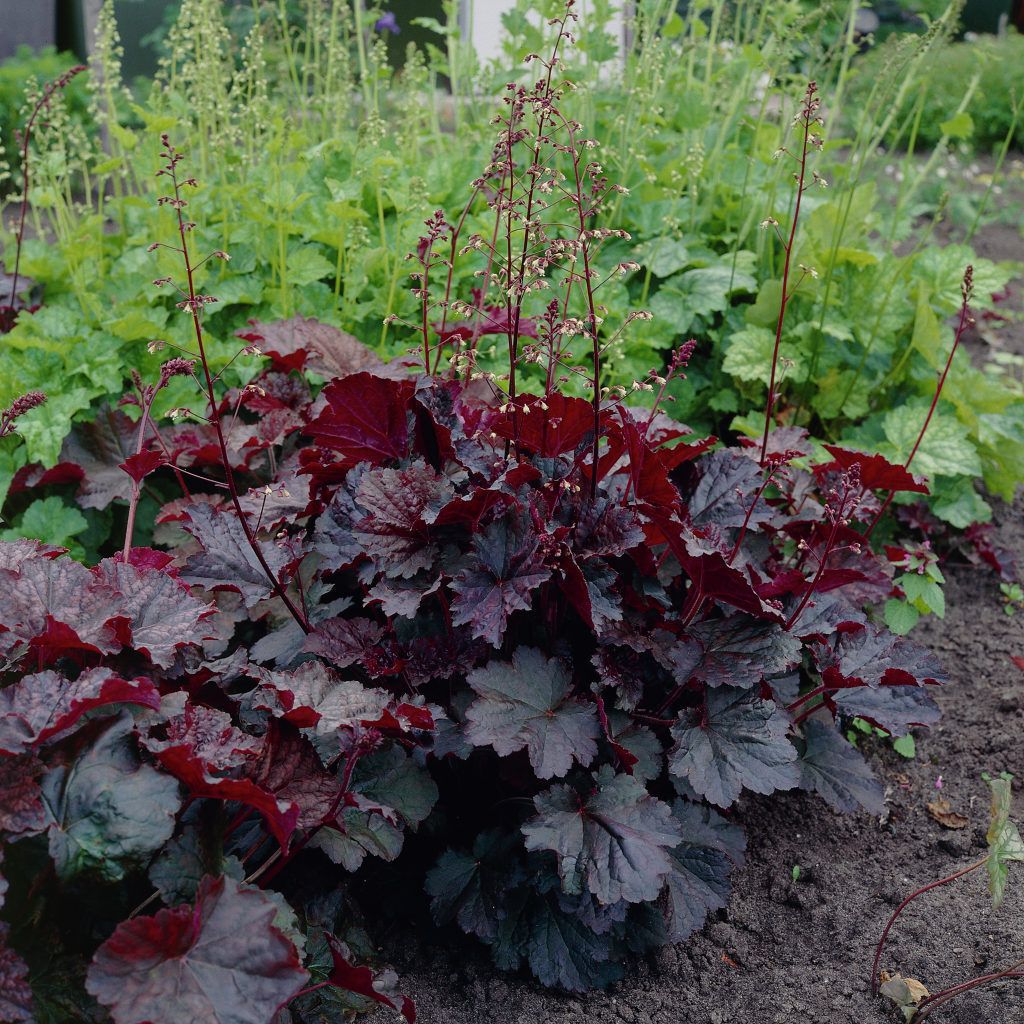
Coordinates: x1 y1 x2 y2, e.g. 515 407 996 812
2 64 87 331
120 359 195 560
864 265 974 541
155 135 310 633
785 465 861 631
760 82 822 466
870 855 988 996
0 391 47 437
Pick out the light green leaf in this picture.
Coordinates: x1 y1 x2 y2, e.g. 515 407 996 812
987 773 1024 909
722 326 799 385
285 245 335 287
1 497 87 547
884 599 920 636
892 734 916 759
881 406 982 479
16 388 98 466
939 111 974 140
930 477 991 529
633 238 691 278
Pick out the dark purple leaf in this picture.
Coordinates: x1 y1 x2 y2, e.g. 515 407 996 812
688 450 768 531
557 552 622 633
0 667 160 754
573 498 645 558
738 426 812 462
367 569 443 619
148 724 299 851
303 616 386 669
685 617 801 688
181 503 292 607
312 466 367 569
0 557 126 659
311 744 437 869
799 719 885 815
813 624 945 689
85 876 308 1024
251 724 343 829
661 799 745 942
94 559 213 667
352 461 453 577
522 766 682 904
253 662 389 734
142 704 263 771
465 647 600 780
0 924 32 1024
785 592 866 640
450 512 551 646
668 686 800 807
0 753 46 838
426 830 523 942
240 316 383 377
832 684 941 736
60 406 141 509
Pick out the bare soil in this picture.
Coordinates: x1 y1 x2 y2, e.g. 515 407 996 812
366 179 1024 1024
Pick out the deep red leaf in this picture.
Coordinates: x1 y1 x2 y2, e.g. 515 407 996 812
149 735 299 850
822 445 929 494
489 394 596 457
119 449 167 484
304 373 415 465
325 935 415 1023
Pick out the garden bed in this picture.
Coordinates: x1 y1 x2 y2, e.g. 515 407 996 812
377 486 1024 1024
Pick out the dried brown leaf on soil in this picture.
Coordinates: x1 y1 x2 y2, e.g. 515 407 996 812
926 797 970 830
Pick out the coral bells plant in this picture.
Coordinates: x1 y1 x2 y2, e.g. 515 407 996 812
0 4 969 1017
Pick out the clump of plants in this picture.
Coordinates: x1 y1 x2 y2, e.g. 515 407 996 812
849 30 1024 153
0 3 978 1018
873 773 1024 1022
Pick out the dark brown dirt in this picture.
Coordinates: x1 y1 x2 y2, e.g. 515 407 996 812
367 194 1024 1024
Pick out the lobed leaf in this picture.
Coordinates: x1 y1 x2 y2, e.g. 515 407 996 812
523 766 682 905
798 719 885 815
465 647 599 780
669 686 800 807
85 876 308 1024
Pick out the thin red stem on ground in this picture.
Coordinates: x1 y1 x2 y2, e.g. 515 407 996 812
870 856 988 996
